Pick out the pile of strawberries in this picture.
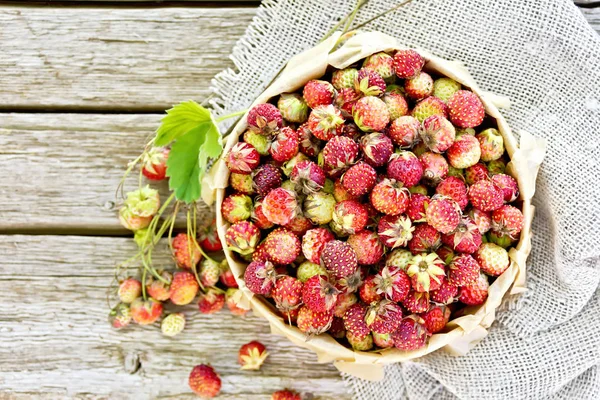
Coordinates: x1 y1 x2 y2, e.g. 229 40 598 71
223 49 524 351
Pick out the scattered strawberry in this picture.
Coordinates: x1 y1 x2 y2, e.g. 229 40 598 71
447 90 485 128
476 242 510 276
272 389 302 400
172 233 202 269
130 297 163 325
296 305 333 335
476 128 505 161
145 270 172 301
392 316 429 350
198 258 221 287
360 132 393 167
321 240 359 278
124 186 160 218
219 263 238 288
198 220 223 252
459 272 489 305
446 134 481 169
393 49 425 79
225 221 261 256
226 142 261 174
189 364 221 398
226 288 248 316
468 180 504 212
352 96 390 132
109 303 132 329
141 147 169 181
161 313 185 337
118 278 142 304
412 96 448 122
270 127 299 162
278 93 309 123
404 71 434 100
118 207 152 231
238 340 269 370
170 271 199 305
221 193 253 224
303 80 335 109
447 253 480 286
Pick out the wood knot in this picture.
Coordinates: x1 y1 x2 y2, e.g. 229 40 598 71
124 352 141 374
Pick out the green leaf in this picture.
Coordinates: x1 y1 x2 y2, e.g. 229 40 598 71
155 101 212 146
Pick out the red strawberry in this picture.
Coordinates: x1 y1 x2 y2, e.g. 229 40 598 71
388 116 420 147
253 164 282 197
441 216 482 253
219 265 238 288
392 316 429 350
141 147 169 181
436 176 468 210
430 278 459 304
447 90 485 128
412 96 448 123
262 188 298 226
252 201 275 230
307 105 345 141
342 162 377 197
270 126 299 162
393 49 425 79
301 228 335 264
343 303 370 340
238 340 269 370
221 193 253 224
469 208 492 234
244 260 277 295
332 67 359 90
420 114 456 153
491 174 519 202
321 240 359 278
198 259 221 287
353 96 390 132
354 68 386 97
283 214 313 237
491 205 524 238
365 300 403 334
408 223 442 254
359 275 383 304
118 278 142 304
226 288 248 316
264 228 301 264
374 265 411 302
172 233 201 269
465 162 489 185
475 243 510 276
332 179 357 202
322 135 359 175
226 142 261 174
468 179 504 212
377 214 414 248
198 288 225 314
363 52 395 81
302 275 339 312
198 220 223 252
447 254 480 286
347 230 384 265
360 132 393 167
335 87 360 117
406 253 446 292
330 200 369 236
291 160 326 194
170 271 199 305
370 178 410 215
247 103 283 135
109 303 131 329
303 80 335 109
436 246 455 265
329 316 348 338
404 71 434 100
296 305 333 335
425 196 462 234
145 270 172 301
419 152 449 186
297 122 322 158
252 241 269 262
459 272 489 305
189 364 221 398
273 276 303 312
272 390 301 400
402 291 430 313
130 297 163 325
446 134 481 169
383 92 409 120
406 193 430 222
420 305 451 334
332 290 358 317
225 221 260 255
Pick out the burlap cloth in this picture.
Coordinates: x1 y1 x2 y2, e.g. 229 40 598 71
209 1 600 398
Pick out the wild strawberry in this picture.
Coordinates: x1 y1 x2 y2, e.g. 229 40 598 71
406 193 430 222
322 135 359 175
272 276 303 312
332 67 359 89
296 305 333 335
436 246 456 265
386 153 423 190
297 123 322 158
446 134 481 169
385 249 413 270
491 205 524 238
189 364 221 398
354 68 386 97
369 179 410 217
388 116 420 147
244 260 277 295
393 49 425 79
491 174 519 202
226 288 248 316
169 271 199 305
124 186 160 218
347 331 374 351
221 193 252 224
198 220 223 252
301 228 334 264
420 305 451 334
219 263 238 288
408 223 442 254
383 92 409 120
225 221 260 255
290 161 325 194
366 300 403 334
284 214 312 237
409 185 428 195
420 114 456 153
465 162 489 185
161 313 185 337
405 71 433 100
261 188 298 226
297 261 327 283
226 142 260 174
118 278 142 304
459 272 489 305
243 130 271 156
402 291 430 313
343 303 370 340
342 162 377 197
436 176 468 210
393 316 428 350
363 52 395 81
433 78 461 102
468 180 504 212
476 243 510 276
353 96 390 132
321 240 358 278
238 340 269 370
303 191 336 225
359 275 382 304
307 105 345 141
335 87 360 117
272 390 301 400
251 241 269 263
329 316 347 339
372 332 394 348
360 132 393 167
118 207 152 231
109 303 132 329
419 152 449 186
253 164 282 197
447 90 485 128
264 228 301 264
270 127 299 162
247 103 283 135
430 278 459 304
447 166 464 179
130 297 163 325
303 80 335 109
229 172 255 195
377 214 414 249
426 196 462 234
412 96 448 123
141 147 169 181
407 253 446 292
488 158 507 175
331 179 356 202
347 230 384 265
447 254 480 286
469 208 492 234
333 292 358 318
172 233 201 269
198 259 221 287
330 200 368 236
374 265 411 302
476 128 505 161
441 216 482 253
278 93 309 123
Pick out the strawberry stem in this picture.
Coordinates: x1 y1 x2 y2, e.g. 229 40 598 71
216 110 247 123
349 0 415 31
322 0 368 41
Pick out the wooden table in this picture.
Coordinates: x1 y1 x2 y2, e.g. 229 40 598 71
0 1 598 398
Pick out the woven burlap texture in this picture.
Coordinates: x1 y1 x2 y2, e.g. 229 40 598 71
210 0 600 399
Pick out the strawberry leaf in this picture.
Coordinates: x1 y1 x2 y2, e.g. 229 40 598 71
155 101 212 146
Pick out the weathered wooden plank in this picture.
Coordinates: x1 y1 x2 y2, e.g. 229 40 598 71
0 7 255 111
0 235 350 399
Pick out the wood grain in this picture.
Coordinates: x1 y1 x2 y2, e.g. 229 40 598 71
581 7 600 31
0 6 255 111
0 235 349 399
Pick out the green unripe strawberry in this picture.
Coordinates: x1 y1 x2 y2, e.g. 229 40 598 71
161 313 186 337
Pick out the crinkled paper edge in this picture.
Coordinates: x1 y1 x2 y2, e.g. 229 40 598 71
208 31 547 381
